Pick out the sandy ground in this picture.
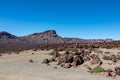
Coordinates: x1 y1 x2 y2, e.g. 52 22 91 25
0 49 120 80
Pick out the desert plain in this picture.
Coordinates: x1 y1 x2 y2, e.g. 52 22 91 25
0 49 120 80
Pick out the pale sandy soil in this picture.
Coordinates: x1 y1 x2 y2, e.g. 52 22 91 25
0 49 120 80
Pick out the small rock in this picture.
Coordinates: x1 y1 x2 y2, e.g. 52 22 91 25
63 63 71 68
42 59 49 64
29 59 34 63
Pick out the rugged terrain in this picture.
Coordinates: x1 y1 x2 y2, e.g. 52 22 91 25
0 49 120 80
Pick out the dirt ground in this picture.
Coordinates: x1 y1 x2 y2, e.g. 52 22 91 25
0 49 120 80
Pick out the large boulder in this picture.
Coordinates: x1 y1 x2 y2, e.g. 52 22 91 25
72 55 84 67
90 54 101 65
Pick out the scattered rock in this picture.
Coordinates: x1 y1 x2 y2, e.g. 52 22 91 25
53 67 57 69
42 59 49 64
103 55 111 60
108 55 117 64
42 48 120 78
63 63 71 68
99 72 109 77
72 55 84 67
32 53 34 55
90 54 101 65
83 64 91 70
115 67 120 75
29 59 34 63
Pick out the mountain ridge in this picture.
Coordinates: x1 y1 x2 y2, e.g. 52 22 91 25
0 30 116 53
0 30 114 44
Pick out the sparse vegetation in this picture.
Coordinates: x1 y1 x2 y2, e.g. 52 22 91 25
48 51 56 55
104 51 110 54
103 55 111 60
57 61 62 65
89 66 105 73
95 50 103 54
118 52 120 54
116 55 120 60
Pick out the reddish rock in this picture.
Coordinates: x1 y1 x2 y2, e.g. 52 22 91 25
99 72 109 77
83 64 91 70
63 63 71 68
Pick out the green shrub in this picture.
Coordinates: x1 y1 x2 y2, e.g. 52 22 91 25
49 51 56 55
104 52 110 54
57 61 62 65
95 50 103 54
116 55 120 60
89 66 105 73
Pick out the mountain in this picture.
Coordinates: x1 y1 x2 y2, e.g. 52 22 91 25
0 30 114 44
63 38 87 43
63 38 113 43
0 30 115 52
21 30 64 44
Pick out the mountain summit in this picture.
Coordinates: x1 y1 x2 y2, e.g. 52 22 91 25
21 30 64 44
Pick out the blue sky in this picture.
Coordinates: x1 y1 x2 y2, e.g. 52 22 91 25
0 0 120 39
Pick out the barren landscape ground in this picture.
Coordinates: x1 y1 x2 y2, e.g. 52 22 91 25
0 49 120 80
0 0 120 80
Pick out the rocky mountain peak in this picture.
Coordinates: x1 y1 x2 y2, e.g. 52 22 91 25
31 30 56 36
44 30 56 34
42 30 57 36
